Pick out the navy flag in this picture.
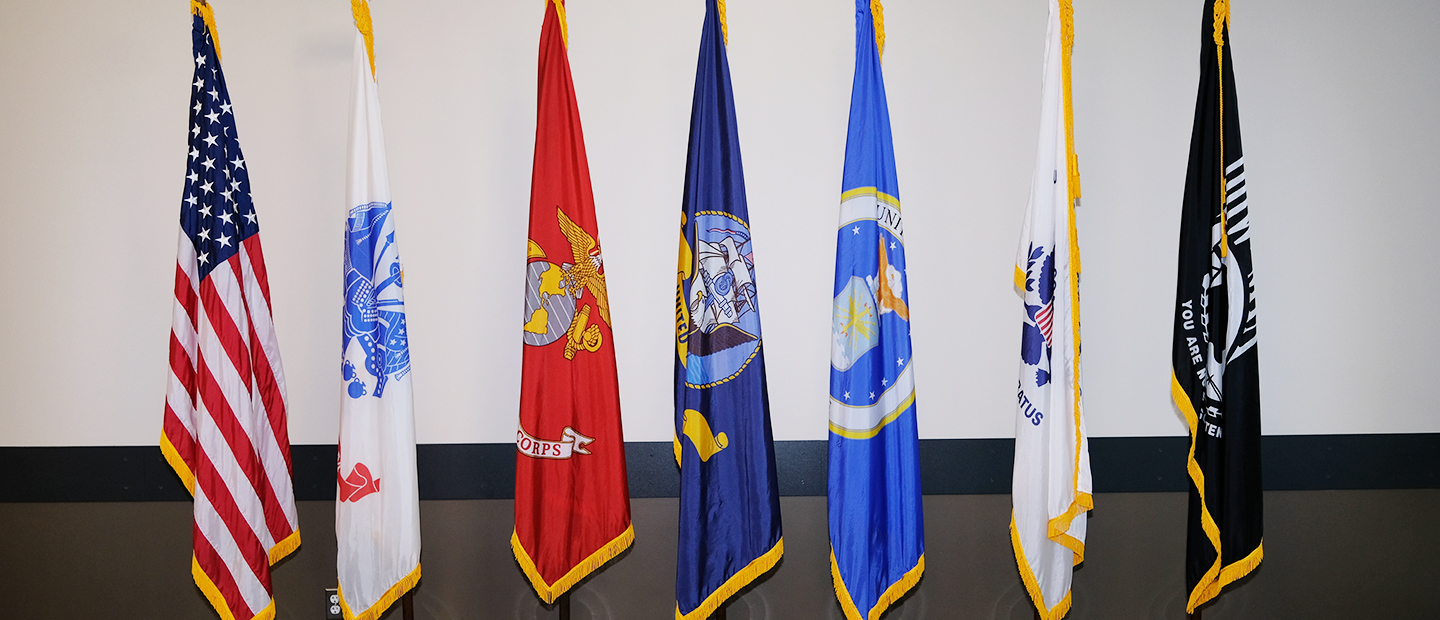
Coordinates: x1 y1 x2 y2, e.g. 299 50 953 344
674 1 783 618
1173 0 1263 613
827 2 924 619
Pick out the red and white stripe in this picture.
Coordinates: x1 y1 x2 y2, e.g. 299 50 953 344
1035 301 1055 347
163 229 298 620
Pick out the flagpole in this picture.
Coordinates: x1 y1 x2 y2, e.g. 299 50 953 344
401 592 413 620
558 592 570 620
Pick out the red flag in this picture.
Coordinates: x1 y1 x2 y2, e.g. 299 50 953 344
512 0 633 604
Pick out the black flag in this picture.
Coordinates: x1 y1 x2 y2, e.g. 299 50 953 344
1172 0 1263 613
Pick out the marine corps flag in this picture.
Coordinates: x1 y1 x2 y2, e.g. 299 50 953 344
674 1 783 618
1011 1 1092 618
161 4 300 620
828 2 924 619
336 3 422 619
1173 0 1263 612
513 0 633 603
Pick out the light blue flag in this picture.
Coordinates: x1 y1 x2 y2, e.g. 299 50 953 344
827 2 924 619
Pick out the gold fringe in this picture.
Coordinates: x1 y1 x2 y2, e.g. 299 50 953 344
869 0 885 60
512 523 635 604
830 549 924 620
267 528 301 566
1010 514 1075 620
160 431 196 496
1192 541 1263 608
549 0 569 49
191 554 261 620
351 0 377 80
716 0 728 46
339 562 422 620
1174 373 1262 612
675 538 783 620
190 1 222 63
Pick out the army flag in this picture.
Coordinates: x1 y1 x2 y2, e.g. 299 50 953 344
335 3 423 619
513 0 633 604
827 2 924 619
1010 1 1093 618
673 1 784 618
1173 0 1264 613
161 3 300 620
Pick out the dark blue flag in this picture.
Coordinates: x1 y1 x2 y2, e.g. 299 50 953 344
674 1 783 618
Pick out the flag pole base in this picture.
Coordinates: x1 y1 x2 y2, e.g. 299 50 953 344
402 591 414 620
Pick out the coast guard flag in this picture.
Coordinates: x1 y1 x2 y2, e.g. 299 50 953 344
1174 0 1263 612
161 3 300 620
336 3 422 619
513 0 633 603
1010 1 1092 618
828 2 924 619
674 2 784 618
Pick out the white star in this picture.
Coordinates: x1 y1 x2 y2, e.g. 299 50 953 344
193 101 202 114
193 77 204 90
220 188 232 203
199 204 212 217
207 88 219 100
897 357 905 367
189 147 199 160
195 53 206 67
243 212 257 225
205 111 220 125
187 171 198 184
217 211 234 226
200 181 213 195
200 157 215 171
197 252 209 265
229 178 242 191
198 228 210 239
202 134 218 148
230 156 245 170
852 226 860 235
216 233 232 248
191 125 200 137
843 391 850 400
890 241 896 250
869 391 876 399
184 194 197 207
881 377 888 386
219 102 232 115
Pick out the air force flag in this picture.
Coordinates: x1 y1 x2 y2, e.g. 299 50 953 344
828 3 924 619
674 2 783 618
336 4 422 619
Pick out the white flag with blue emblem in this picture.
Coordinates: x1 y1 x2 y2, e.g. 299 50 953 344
1010 1 1092 618
336 3 421 619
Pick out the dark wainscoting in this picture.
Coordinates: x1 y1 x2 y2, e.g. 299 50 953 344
3 434 1436 503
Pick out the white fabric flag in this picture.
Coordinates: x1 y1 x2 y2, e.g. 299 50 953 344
337 4 421 619
1010 1 1092 619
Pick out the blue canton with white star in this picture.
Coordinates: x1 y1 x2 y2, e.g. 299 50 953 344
180 14 259 280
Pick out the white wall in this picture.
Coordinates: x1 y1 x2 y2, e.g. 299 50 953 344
2 0 1436 447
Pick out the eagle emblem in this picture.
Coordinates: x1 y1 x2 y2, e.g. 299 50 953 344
521 207 612 359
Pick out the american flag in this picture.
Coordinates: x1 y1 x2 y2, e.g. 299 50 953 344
161 5 299 620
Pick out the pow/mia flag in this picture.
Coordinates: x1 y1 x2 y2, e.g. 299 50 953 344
1172 0 1263 612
